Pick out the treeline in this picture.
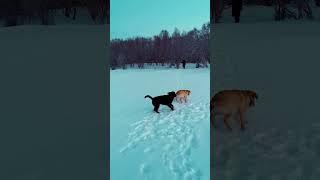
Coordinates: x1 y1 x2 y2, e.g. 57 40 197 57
222 0 273 7
111 23 210 69
0 0 109 26
212 0 320 22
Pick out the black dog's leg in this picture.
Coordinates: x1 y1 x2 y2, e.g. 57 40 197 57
153 104 160 113
168 104 174 111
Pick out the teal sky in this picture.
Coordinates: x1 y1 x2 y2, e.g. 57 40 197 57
110 0 209 39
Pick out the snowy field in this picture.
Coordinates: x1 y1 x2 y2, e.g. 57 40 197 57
0 25 108 179
212 6 320 180
110 68 210 180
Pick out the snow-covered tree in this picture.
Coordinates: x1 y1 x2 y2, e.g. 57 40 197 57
110 23 210 69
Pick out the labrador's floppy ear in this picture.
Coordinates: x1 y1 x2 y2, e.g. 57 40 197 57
248 90 258 100
249 95 255 106
248 91 258 106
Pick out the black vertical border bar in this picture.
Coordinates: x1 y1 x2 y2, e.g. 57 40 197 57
210 0 214 93
106 0 110 179
210 0 214 179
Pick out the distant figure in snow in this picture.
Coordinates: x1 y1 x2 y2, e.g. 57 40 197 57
232 0 243 23
182 60 186 69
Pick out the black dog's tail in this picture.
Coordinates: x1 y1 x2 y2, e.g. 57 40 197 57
144 95 153 100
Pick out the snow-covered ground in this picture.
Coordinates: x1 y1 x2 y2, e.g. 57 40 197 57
212 6 320 179
111 68 210 180
0 25 108 179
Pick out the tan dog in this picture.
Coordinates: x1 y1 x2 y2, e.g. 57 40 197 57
210 90 258 130
176 90 191 103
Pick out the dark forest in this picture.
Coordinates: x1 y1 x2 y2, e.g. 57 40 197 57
111 22 210 69
212 0 319 22
0 0 109 26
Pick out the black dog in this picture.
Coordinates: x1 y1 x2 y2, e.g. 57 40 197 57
145 91 176 113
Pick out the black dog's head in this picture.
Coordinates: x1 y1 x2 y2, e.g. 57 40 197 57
167 91 176 97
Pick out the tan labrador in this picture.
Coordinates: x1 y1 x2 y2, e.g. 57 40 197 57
176 90 191 103
210 90 258 130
